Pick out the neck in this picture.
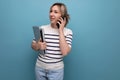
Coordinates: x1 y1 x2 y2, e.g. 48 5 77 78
51 23 57 29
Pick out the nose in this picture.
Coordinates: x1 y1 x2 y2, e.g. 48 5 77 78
50 12 54 16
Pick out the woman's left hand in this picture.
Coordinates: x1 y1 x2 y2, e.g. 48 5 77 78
58 17 66 31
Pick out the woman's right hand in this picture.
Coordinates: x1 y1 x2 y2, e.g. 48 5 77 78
38 40 46 50
31 40 46 51
31 40 39 51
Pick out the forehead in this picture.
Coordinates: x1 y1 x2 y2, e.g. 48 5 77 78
51 5 60 11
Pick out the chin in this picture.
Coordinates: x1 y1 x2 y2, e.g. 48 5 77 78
51 21 56 24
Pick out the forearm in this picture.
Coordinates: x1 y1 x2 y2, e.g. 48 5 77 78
59 30 71 56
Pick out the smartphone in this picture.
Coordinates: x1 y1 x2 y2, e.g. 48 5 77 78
39 28 45 54
56 17 64 29
40 28 44 42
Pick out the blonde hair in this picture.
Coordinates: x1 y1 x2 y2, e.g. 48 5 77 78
50 2 70 27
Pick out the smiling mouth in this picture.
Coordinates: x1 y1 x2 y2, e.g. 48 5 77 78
50 17 55 20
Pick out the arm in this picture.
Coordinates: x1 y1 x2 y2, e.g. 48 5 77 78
59 30 71 56
58 17 72 56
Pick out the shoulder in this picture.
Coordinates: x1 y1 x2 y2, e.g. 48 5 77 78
39 24 54 34
64 27 73 35
39 24 50 29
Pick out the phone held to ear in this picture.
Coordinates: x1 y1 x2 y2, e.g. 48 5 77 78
56 17 64 29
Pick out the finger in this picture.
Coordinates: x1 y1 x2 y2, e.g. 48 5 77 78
38 38 41 42
63 17 66 23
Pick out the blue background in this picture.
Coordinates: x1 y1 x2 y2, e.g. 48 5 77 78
0 0 120 80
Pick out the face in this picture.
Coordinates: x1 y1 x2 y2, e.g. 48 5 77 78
49 5 62 25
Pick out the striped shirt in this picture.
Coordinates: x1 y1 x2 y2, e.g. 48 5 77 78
36 24 73 70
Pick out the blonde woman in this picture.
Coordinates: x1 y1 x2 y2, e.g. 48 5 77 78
32 2 73 80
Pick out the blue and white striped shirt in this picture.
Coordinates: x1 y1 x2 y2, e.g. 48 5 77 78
36 24 73 69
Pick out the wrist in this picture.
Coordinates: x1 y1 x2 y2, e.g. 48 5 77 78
59 29 64 34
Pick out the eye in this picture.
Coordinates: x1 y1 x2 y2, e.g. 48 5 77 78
55 11 58 13
54 10 59 13
50 10 52 13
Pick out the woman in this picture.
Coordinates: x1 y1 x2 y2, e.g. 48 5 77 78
31 2 73 80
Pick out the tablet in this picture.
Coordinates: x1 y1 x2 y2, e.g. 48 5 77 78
33 26 40 42
33 26 45 54
33 26 44 42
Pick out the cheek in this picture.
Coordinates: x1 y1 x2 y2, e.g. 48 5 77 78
56 14 62 18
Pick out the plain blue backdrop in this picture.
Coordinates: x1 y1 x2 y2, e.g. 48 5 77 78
0 0 120 80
